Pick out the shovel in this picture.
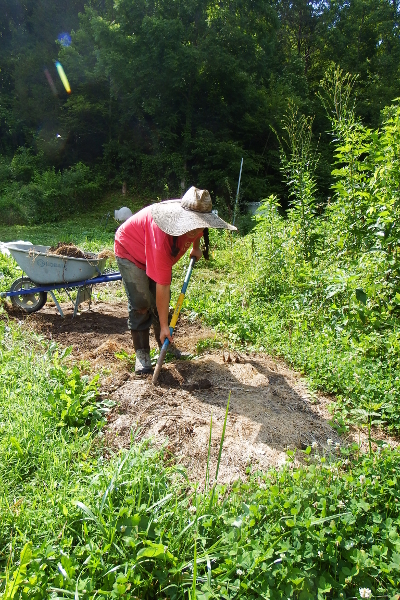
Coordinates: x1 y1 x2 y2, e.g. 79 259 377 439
152 257 196 385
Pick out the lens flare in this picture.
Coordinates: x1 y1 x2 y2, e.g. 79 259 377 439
55 61 71 94
57 32 71 47
44 68 57 95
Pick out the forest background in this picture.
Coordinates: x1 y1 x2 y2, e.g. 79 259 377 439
2 0 400 221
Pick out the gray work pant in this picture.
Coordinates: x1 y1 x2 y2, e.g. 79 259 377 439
116 257 160 331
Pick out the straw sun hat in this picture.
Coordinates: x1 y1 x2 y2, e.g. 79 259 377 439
151 186 237 236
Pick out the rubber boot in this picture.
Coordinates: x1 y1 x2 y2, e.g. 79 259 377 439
131 330 152 374
152 321 183 359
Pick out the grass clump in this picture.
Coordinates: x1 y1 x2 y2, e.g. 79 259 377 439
0 321 109 571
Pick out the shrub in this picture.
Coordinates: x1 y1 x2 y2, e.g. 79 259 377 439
10 148 44 183
7 163 104 223
0 195 27 225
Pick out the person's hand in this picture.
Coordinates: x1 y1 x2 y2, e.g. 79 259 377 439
190 247 202 260
160 324 173 345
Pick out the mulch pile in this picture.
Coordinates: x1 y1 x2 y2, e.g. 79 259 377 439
48 242 87 259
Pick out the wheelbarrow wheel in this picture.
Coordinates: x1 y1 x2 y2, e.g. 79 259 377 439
10 277 48 314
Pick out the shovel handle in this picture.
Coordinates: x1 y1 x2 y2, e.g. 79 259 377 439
152 258 196 385
152 339 169 385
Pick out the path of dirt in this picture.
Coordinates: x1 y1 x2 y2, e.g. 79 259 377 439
6 298 397 484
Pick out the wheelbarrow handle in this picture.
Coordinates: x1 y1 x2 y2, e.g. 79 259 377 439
152 257 196 385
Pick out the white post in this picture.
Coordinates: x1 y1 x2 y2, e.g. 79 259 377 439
232 157 243 226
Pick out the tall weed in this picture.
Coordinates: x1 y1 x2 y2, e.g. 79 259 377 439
276 103 320 260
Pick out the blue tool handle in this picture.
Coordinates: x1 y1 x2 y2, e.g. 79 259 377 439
181 257 196 294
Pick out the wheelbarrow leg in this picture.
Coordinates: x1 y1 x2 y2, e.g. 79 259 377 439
49 291 65 317
73 285 92 318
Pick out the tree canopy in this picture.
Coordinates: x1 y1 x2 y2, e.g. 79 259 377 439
1 0 400 205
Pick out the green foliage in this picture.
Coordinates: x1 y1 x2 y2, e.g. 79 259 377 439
60 0 282 201
185 172 400 432
184 81 397 434
319 68 372 253
275 102 320 259
49 362 107 429
0 322 107 554
2 542 33 600
196 336 224 354
2 0 400 207
2 402 400 599
10 148 44 183
0 197 26 226
1 190 400 598
0 154 105 225
21 163 104 223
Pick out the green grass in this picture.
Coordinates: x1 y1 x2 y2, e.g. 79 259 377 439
1 202 400 598
0 323 110 547
1 322 400 600
0 214 116 251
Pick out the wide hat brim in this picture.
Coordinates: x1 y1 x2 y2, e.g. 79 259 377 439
151 199 237 236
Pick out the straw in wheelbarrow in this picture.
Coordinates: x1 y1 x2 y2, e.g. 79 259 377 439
152 257 196 385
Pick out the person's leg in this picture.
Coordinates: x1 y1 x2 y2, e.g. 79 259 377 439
117 261 183 364
116 257 154 374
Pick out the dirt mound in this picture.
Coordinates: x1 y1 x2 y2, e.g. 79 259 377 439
48 242 87 259
106 352 342 484
97 249 115 260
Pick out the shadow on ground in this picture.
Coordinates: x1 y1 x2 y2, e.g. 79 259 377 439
108 352 341 483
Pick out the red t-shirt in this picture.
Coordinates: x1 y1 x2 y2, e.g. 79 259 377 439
114 206 202 285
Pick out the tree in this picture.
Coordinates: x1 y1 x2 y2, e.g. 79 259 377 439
61 0 284 201
316 0 400 125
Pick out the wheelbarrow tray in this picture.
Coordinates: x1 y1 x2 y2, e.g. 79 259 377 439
6 243 107 284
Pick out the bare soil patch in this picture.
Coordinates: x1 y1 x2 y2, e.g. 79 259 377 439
6 298 397 484
107 353 344 484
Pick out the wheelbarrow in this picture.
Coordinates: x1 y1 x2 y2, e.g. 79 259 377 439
1 242 122 317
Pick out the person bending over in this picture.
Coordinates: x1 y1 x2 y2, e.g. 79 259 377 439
114 186 236 374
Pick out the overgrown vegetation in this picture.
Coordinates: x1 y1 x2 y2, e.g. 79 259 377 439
0 153 104 224
1 50 400 597
184 71 400 436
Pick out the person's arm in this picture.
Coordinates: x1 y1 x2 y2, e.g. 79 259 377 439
154 231 203 344
156 283 173 344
